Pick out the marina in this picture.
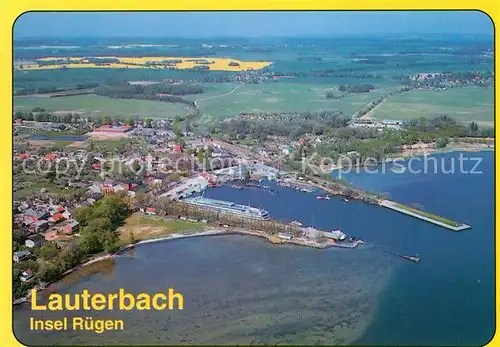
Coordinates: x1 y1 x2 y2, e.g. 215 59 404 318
277 181 315 193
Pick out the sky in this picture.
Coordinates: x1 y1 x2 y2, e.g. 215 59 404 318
14 11 493 38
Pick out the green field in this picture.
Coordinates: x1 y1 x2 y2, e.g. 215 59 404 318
371 86 494 125
118 213 204 246
14 94 191 119
393 202 461 227
194 82 402 123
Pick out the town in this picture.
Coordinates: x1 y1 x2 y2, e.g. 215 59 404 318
13 82 488 302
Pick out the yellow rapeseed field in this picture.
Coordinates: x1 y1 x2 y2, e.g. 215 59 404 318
16 56 272 71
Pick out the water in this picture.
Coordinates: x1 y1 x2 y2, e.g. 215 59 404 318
30 134 87 141
13 151 494 345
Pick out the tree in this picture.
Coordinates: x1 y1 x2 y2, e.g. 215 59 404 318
145 118 153 128
58 245 82 269
128 231 136 245
37 242 59 261
172 122 182 136
74 206 92 228
168 172 181 182
78 233 102 254
175 135 186 147
103 115 111 125
325 91 334 99
101 229 119 253
126 116 134 127
243 169 251 181
37 261 62 283
197 149 206 163
436 137 449 148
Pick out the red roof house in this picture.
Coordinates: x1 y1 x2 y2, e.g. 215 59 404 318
49 213 64 223
45 153 56 161
145 207 157 215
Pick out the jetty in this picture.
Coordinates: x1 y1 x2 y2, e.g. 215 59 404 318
380 200 471 231
379 248 421 263
399 254 421 263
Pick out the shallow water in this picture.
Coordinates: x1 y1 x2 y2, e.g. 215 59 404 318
13 151 495 345
14 235 396 345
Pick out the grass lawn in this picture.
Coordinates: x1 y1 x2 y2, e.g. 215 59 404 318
371 86 494 124
194 82 401 123
92 138 125 151
118 213 204 245
14 182 80 200
393 202 461 227
14 94 191 119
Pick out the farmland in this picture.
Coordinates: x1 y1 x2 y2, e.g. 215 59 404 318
13 94 191 119
16 56 272 71
192 82 403 123
13 36 494 126
371 86 494 125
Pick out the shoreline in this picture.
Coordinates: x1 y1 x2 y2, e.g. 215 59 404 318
13 227 346 305
326 145 494 175
385 143 494 162
15 147 488 304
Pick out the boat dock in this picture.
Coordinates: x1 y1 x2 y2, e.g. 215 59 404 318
380 248 421 263
380 200 471 231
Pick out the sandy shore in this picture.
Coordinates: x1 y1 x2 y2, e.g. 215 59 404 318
391 142 494 160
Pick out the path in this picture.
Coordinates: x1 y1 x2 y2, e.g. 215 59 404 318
359 95 388 120
194 83 244 106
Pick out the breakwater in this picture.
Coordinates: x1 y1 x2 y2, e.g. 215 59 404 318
380 200 471 231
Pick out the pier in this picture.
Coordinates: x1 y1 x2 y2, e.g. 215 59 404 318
380 200 471 231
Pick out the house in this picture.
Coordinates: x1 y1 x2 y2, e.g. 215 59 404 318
281 146 293 156
211 148 224 158
61 219 80 235
45 153 57 161
17 201 30 211
145 207 157 215
381 119 404 130
22 209 49 221
190 139 209 150
13 250 31 263
48 213 65 224
20 269 34 282
25 234 46 248
87 183 103 194
32 220 49 233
